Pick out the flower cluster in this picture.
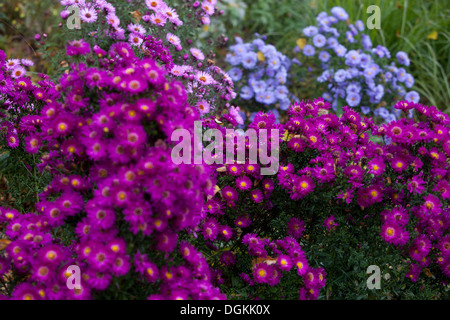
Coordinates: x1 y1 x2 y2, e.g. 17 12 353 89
226 35 295 116
196 96 449 299
293 6 419 122
0 41 224 300
280 99 450 284
57 0 234 117
0 50 57 149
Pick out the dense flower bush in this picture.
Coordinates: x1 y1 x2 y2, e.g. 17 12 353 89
192 98 449 299
292 6 420 123
55 0 235 117
0 51 56 212
225 35 295 118
0 40 226 300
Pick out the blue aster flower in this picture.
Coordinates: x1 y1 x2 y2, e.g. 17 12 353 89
361 106 371 114
302 44 316 57
313 34 327 48
241 52 257 69
251 80 267 93
334 69 348 83
405 74 414 88
318 51 330 63
355 20 364 32
331 7 349 20
279 97 291 110
345 50 361 66
405 91 420 103
240 86 254 100
327 37 339 48
396 51 410 66
334 44 347 57
228 67 243 82
346 92 361 107
275 85 288 100
396 68 407 82
361 34 372 50
302 26 319 37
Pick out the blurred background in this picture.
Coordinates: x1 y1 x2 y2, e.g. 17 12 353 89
1 0 448 111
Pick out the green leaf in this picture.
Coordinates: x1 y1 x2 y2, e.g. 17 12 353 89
336 97 346 117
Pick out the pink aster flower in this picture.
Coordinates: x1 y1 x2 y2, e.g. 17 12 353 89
128 33 144 47
149 12 167 26
10 66 26 79
195 71 215 85
201 2 215 15
80 7 98 23
145 0 163 10
166 33 181 47
196 99 210 114
190 48 205 60
127 23 146 35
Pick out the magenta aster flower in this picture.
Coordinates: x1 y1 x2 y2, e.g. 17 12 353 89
294 256 309 276
11 283 40 300
323 215 339 230
202 218 219 241
235 215 251 228
236 176 252 191
250 189 263 203
253 263 271 284
66 39 91 56
438 235 450 258
287 217 305 238
222 186 238 202
380 223 401 245
407 174 426 194
367 157 385 176
291 175 314 200
337 188 354 204
220 251 236 266
6 134 19 148
386 207 409 226
421 194 442 214
390 157 408 173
